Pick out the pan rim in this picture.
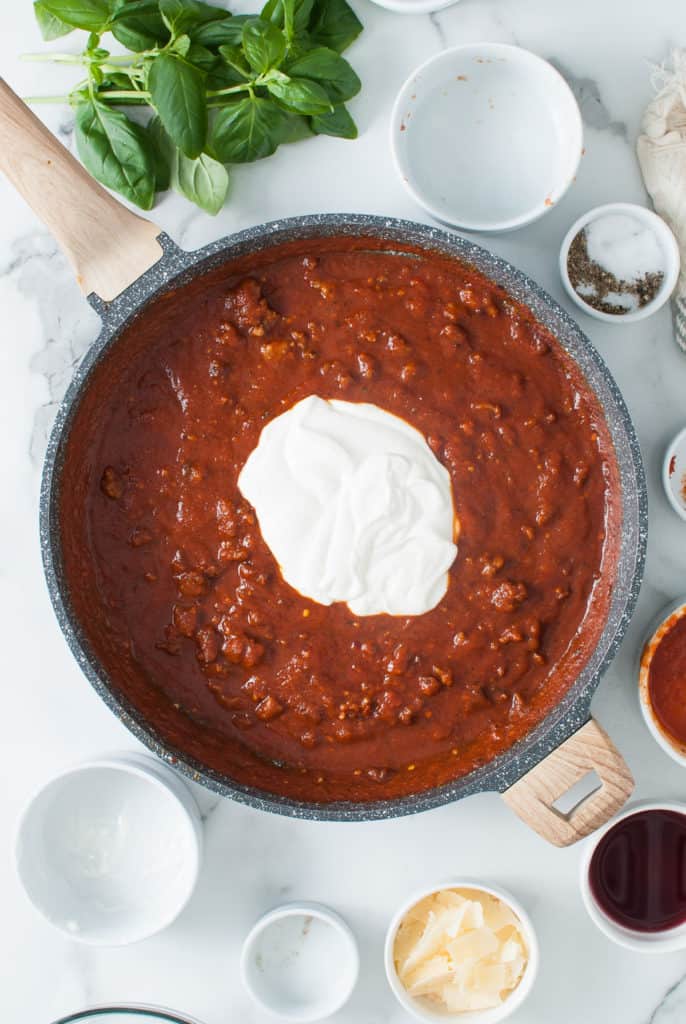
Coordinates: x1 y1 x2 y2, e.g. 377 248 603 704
40 213 647 821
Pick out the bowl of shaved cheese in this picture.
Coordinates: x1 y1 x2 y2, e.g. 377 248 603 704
384 882 538 1021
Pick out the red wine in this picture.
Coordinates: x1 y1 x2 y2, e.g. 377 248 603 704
589 809 686 932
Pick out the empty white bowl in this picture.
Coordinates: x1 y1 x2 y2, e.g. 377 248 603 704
560 203 680 323
369 0 460 12
16 752 202 945
241 902 359 1021
51 1007 207 1024
391 43 582 232
580 801 686 952
637 598 686 766
384 880 539 1023
663 426 686 521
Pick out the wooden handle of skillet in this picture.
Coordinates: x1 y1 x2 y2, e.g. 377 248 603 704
0 79 163 302
502 719 634 847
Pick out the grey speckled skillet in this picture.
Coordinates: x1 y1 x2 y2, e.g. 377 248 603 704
0 82 646 845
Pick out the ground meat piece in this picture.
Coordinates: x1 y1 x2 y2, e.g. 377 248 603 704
491 582 528 612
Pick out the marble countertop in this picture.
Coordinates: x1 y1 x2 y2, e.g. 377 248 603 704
3 0 686 1021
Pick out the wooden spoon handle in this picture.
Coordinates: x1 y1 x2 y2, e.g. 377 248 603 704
0 78 162 302
502 718 634 847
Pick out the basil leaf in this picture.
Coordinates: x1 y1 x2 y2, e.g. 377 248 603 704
186 42 219 71
287 47 360 102
111 0 168 50
266 74 332 115
34 1 74 39
38 0 113 31
262 0 314 32
241 17 286 74
147 114 173 191
159 0 227 37
74 98 155 209
209 96 284 163
273 109 311 144
217 44 252 81
170 32 191 56
191 14 248 47
172 149 228 215
308 0 362 54
148 52 207 158
310 102 356 139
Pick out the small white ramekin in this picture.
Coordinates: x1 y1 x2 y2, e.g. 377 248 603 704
559 203 680 323
662 426 686 522
637 598 686 766
580 801 686 952
240 901 359 1022
384 880 539 1023
15 751 202 946
369 0 460 12
391 43 582 232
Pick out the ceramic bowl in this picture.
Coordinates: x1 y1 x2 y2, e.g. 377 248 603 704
240 902 359 1022
16 752 202 945
637 598 686 766
580 801 686 952
370 0 460 11
384 880 539 1023
663 427 686 521
390 43 582 232
51 1008 206 1024
559 202 680 323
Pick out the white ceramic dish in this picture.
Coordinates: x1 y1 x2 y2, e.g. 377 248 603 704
637 598 686 766
16 751 202 946
559 202 680 323
390 43 582 232
240 901 360 1022
663 426 686 521
369 0 460 12
51 1007 206 1024
384 880 539 1023
580 800 686 952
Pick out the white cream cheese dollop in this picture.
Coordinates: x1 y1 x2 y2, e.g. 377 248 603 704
238 395 457 616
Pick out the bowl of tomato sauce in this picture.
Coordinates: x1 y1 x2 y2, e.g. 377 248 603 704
638 598 686 766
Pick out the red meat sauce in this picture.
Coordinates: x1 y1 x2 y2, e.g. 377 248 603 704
648 613 686 751
60 237 620 802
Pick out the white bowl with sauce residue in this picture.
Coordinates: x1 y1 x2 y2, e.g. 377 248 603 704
241 902 359 1021
390 43 582 232
15 752 202 945
663 426 686 522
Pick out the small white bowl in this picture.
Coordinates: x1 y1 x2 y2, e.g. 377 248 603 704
390 43 582 232
637 598 686 766
16 752 202 946
663 427 686 521
384 880 539 1023
580 801 686 952
369 0 460 12
240 902 359 1022
560 203 680 323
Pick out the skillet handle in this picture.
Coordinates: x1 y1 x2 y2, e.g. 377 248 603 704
502 718 634 847
0 78 163 302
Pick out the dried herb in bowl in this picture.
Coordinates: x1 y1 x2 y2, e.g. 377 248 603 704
25 0 363 214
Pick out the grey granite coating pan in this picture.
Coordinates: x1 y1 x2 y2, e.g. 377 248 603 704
40 214 647 821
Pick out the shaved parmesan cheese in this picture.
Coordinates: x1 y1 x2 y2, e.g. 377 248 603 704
393 888 529 1014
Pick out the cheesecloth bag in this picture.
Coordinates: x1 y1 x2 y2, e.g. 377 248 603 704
637 50 686 350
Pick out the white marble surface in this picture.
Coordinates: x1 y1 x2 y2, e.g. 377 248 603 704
3 1 686 1021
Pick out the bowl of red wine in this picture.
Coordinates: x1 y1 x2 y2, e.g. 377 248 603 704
580 802 686 952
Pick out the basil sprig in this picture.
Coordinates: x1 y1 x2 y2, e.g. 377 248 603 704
28 0 362 214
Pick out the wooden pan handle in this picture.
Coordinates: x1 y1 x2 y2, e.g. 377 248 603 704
502 719 634 847
0 79 163 302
